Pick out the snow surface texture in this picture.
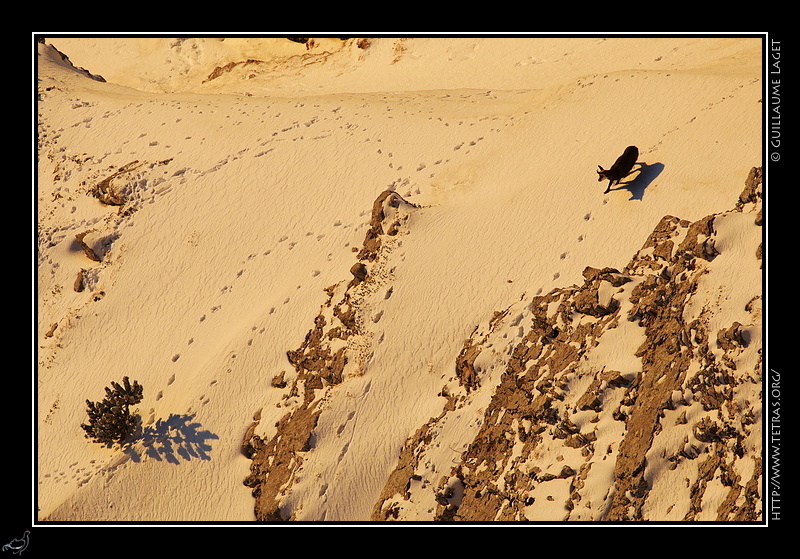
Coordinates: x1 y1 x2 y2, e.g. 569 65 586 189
36 36 763 522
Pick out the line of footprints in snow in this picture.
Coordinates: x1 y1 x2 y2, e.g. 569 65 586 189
157 213 385 407
152 125 503 408
40 195 598 496
38 93 649 498
60 99 602 420
157 199 600 416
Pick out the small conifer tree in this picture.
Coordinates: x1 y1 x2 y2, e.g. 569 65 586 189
81 377 143 446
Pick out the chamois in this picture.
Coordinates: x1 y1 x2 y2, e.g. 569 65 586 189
597 146 639 193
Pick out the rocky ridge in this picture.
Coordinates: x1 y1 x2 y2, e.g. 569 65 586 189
375 167 763 522
242 189 418 521
243 168 763 522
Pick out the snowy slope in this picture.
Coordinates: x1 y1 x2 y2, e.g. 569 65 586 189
35 36 763 522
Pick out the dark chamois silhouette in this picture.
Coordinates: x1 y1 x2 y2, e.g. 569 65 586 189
597 146 639 194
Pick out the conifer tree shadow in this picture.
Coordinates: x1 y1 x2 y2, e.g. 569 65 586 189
124 413 219 465
607 162 664 200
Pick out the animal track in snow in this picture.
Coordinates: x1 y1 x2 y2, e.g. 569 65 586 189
336 411 356 436
337 442 350 463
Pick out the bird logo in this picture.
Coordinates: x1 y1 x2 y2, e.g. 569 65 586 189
2 530 29 555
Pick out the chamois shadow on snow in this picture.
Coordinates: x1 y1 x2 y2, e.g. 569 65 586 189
124 413 219 465
608 162 664 200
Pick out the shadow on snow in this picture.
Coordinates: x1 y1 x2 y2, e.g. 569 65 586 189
124 413 219 465
607 161 664 200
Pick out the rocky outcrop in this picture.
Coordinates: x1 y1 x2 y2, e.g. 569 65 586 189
372 167 763 522
242 189 417 521
74 230 104 262
41 42 106 82
88 159 171 207
204 59 265 84
244 168 762 523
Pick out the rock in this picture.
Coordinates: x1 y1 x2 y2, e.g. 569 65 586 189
247 166 763 523
559 465 576 478
419 168 761 522
271 371 287 388
74 231 102 262
737 166 763 208
247 188 419 521
574 267 629 318
455 342 482 392
582 266 628 286
74 269 86 292
89 160 146 206
357 189 417 261
74 230 118 263
350 262 368 282
716 322 748 350
573 284 618 317
92 177 125 206
240 422 261 458
677 215 717 261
